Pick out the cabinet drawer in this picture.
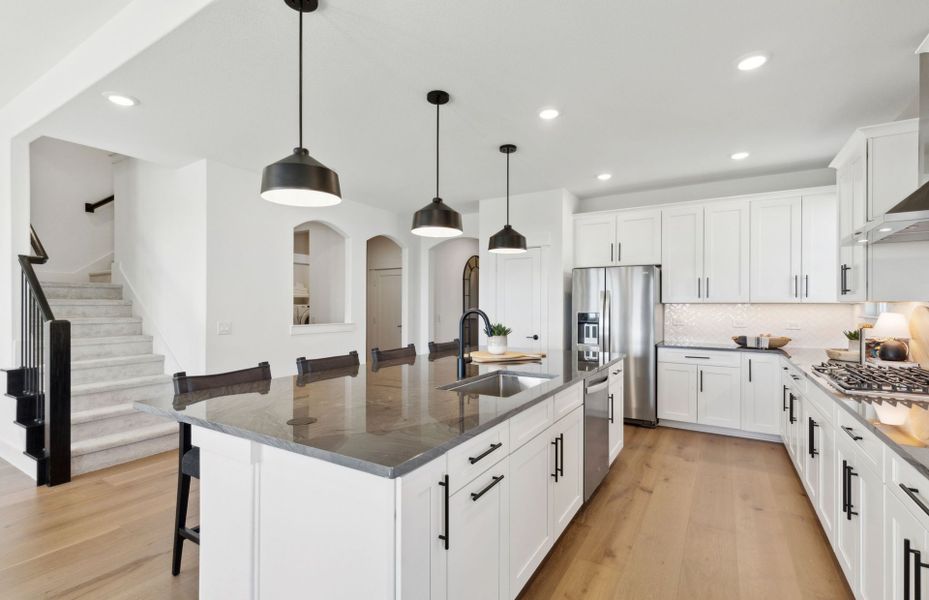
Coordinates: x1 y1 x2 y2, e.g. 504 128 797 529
553 382 583 422
510 398 554 451
887 450 929 531
836 409 883 476
782 362 807 394
447 421 509 494
803 380 835 425
608 363 623 385
658 348 741 368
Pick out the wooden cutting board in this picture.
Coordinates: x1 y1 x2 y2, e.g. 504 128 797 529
469 351 546 363
910 304 929 369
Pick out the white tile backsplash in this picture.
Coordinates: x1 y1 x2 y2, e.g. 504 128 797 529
664 303 855 349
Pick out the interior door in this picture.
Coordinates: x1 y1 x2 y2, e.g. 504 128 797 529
801 193 838 302
703 200 750 302
661 205 704 303
750 196 802 302
375 269 402 349
496 248 543 353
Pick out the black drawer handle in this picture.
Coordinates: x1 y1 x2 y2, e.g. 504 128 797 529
841 426 863 442
471 475 504 502
468 442 503 465
901 484 929 518
551 436 560 481
438 474 449 550
609 393 615 424
684 355 710 359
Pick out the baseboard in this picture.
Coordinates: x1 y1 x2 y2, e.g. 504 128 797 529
659 420 782 443
0 433 36 481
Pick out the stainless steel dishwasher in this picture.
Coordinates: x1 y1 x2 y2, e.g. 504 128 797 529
583 371 610 501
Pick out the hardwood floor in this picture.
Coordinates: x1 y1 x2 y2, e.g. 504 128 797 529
0 426 851 599
519 426 853 600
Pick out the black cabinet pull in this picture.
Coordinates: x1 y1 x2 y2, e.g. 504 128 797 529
748 359 752 383
684 355 710 360
805 275 809 298
906 538 912 600
699 369 704 393
438 474 450 550
610 242 614 262
558 433 565 477
901 484 929 518
841 460 849 516
618 242 622 263
706 277 710 299
782 385 788 412
788 393 796 424
845 463 858 519
808 418 819 458
468 442 503 465
841 425 863 442
794 275 798 298
840 264 850 295
697 277 701 299
471 475 504 502
907 540 929 599
551 436 560 482
609 393 615 424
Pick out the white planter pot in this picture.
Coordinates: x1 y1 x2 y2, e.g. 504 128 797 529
487 336 508 355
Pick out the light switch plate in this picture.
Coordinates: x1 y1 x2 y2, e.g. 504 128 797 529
785 322 801 331
731 320 746 329
217 321 232 335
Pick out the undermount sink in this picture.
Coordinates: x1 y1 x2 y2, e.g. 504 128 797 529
440 371 555 398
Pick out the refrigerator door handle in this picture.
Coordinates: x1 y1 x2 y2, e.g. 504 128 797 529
697 277 701 299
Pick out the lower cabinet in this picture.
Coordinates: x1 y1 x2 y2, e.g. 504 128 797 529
802 399 837 543
608 365 624 464
448 465 510 600
740 353 782 435
885 489 929 600
835 437 883 599
657 362 697 422
509 405 584 597
696 365 741 429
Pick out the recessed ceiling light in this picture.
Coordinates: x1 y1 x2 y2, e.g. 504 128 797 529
878 227 893 233
103 92 139 107
737 53 769 71
539 108 560 120
731 151 750 160
597 173 612 181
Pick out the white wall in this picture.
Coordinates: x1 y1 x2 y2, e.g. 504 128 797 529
30 137 114 282
112 158 208 375
204 160 419 376
479 189 577 352
429 237 479 343
577 167 835 213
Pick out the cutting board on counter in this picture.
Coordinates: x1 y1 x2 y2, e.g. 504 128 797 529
469 351 546 363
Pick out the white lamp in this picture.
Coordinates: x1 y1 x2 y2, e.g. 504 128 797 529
868 312 910 361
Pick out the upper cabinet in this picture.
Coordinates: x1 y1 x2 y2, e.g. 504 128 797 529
749 193 837 303
574 208 661 268
662 201 749 303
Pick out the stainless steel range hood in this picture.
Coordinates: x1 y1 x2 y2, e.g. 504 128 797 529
847 50 929 245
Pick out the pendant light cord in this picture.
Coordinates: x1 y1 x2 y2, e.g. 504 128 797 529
435 102 440 199
298 7 304 150
506 151 510 225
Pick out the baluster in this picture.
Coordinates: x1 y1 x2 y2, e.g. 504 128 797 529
20 272 25 369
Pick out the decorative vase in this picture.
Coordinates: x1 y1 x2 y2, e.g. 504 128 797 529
848 339 858 351
487 335 508 355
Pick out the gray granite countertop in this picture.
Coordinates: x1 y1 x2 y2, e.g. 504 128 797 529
135 350 623 478
665 342 929 481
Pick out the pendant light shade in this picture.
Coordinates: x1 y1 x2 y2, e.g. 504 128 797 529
261 0 341 207
489 144 527 254
411 90 463 238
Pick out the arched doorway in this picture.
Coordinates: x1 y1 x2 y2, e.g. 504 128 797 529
462 255 479 349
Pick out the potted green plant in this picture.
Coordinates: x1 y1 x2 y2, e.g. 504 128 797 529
485 323 512 355
843 329 860 352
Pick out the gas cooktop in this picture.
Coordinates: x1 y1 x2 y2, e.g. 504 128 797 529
812 362 929 398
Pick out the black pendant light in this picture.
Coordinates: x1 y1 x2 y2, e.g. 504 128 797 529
488 144 527 254
260 0 341 207
411 90 463 237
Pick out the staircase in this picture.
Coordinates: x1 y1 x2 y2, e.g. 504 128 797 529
43 280 176 476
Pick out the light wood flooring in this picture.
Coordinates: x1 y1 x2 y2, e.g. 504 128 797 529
0 426 851 599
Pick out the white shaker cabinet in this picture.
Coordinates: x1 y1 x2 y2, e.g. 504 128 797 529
868 127 919 220
507 428 554 595
574 209 661 268
739 353 782 435
750 195 803 302
835 438 884 600
448 463 510 600
657 361 698 423
702 200 750 302
885 488 929 600
608 364 624 465
552 406 584 538
800 193 838 302
661 205 704 303
835 149 868 302
695 365 741 429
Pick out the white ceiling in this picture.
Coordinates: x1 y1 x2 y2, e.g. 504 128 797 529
32 0 929 213
0 0 134 110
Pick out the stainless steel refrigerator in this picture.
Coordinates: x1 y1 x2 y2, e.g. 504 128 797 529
572 266 663 426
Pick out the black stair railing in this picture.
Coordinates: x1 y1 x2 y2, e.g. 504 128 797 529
14 225 70 486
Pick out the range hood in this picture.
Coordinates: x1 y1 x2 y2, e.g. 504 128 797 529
847 50 929 245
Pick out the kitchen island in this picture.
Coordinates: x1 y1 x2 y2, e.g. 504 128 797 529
136 350 623 600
